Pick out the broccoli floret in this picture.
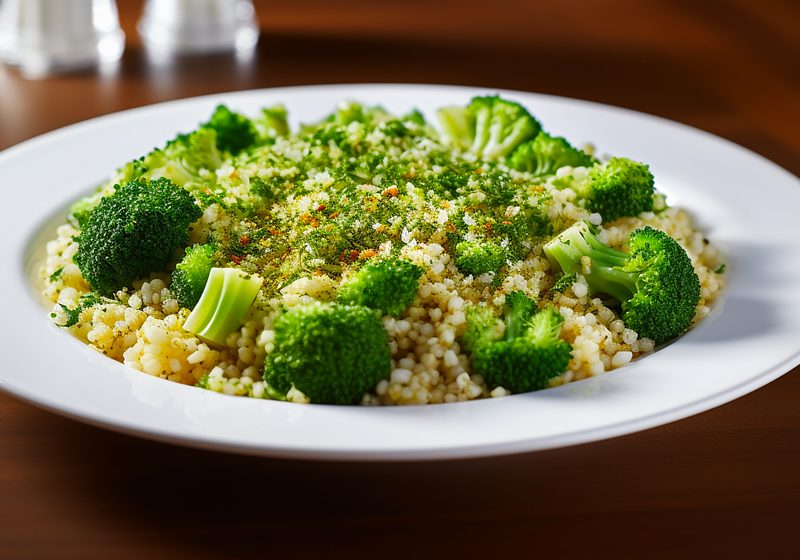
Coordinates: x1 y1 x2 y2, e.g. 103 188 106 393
436 105 475 151
436 95 541 160
323 101 367 125
145 127 224 187
202 104 257 154
454 240 507 277
403 108 427 126
263 302 391 404
463 292 572 393
332 101 367 125
330 102 391 126
183 267 263 346
73 178 202 296
171 244 217 309
508 131 595 176
337 258 423 317
67 189 106 229
114 158 149 185
300 103 393 148
253 104 290 143
577 157 655 222
543 221 700 343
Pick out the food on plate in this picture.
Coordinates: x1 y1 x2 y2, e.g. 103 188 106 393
543 221 701 344
41 95 724 404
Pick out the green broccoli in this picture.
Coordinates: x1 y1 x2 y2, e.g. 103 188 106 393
115 157 149 185
508 131 595 177
437 95 541 160
253 104 290 143
543 221 700 343
263 302 392 404
145 127 224 187
67 189 106 229
300 102 393 149
454 240 507 277
337 258 423 317
330 102 392 126
67 131 220 230
331 101 367 125
577 157 655 222
202 104 257 154
436 105 475 151
402 108 427 126
171 244 217 309
183 267 263 346
463 292 572 393
73 178 202 296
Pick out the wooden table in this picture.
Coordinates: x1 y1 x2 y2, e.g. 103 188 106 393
1 1 799 557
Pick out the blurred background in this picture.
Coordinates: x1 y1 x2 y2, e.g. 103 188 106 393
1 0 798 174
1 1 799 559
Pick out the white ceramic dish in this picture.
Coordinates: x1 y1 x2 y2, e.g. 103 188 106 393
1 84 799 461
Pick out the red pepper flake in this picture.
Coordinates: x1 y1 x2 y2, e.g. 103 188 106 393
300 214 320 228
381 186 399 198
359 249 378 260
501 220 512 225
239 235 251 246
316 204 327 212
485 222 493 232
327 212 339 219
475 167 484 174
230 255 242 264
340 249 360 263
269 229 281 236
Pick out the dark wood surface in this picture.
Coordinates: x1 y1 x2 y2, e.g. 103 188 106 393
1 1 799 558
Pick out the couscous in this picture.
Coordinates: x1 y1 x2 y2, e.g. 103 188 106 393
40 96 724 405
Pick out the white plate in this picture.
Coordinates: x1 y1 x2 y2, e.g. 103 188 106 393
1 84 799 461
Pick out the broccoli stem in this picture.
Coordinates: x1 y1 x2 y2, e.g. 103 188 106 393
183 268 263 346
437 106 474 150
503 292 536 340
485 117 534 159
544 222 637 302
527 309 562 345
470 105 492 155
